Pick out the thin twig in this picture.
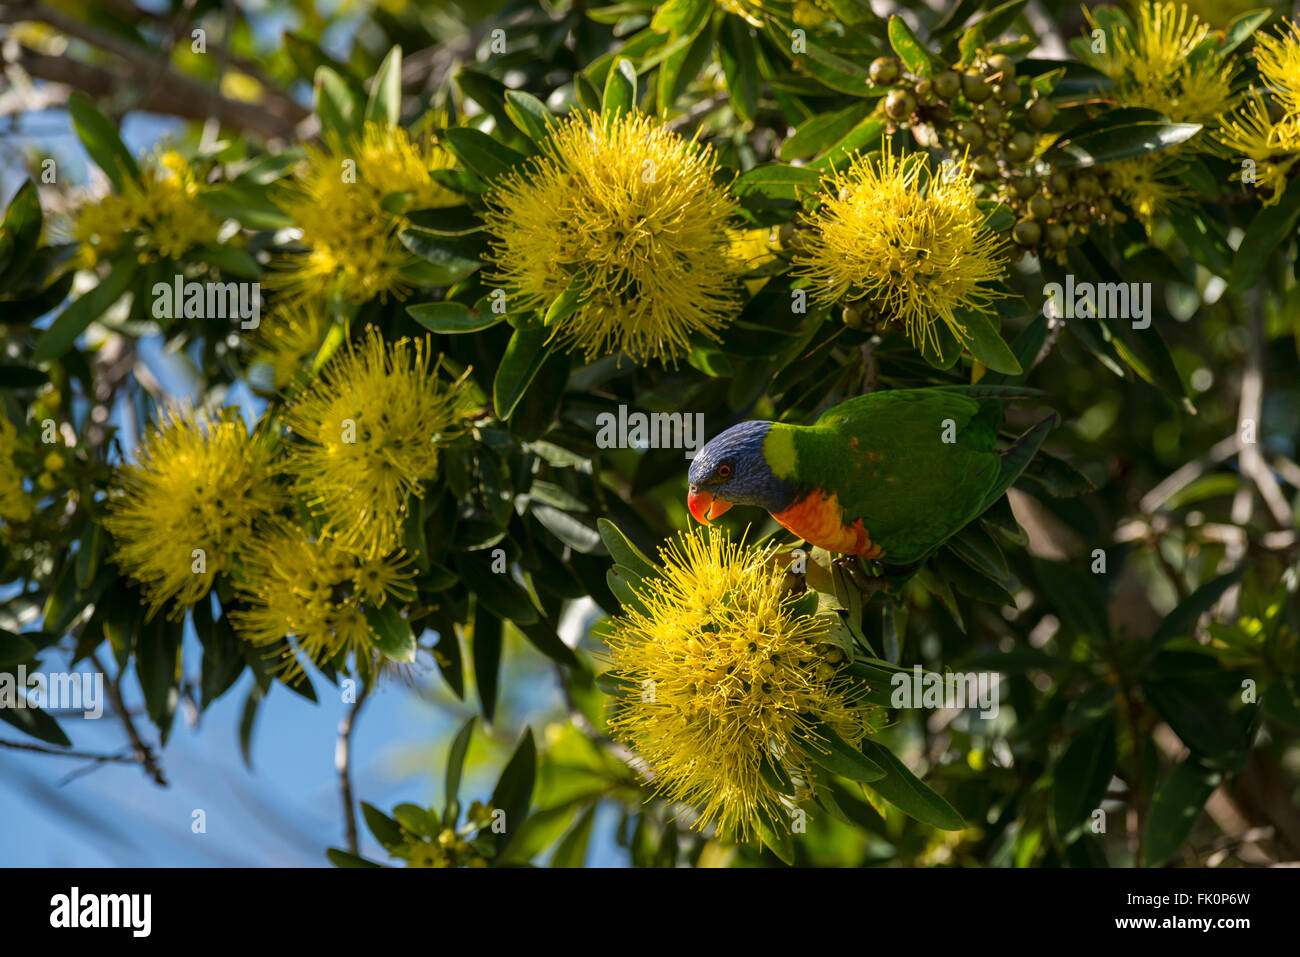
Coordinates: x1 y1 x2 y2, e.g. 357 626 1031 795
336 683 369 856
90 650 168 786
0 737 138 763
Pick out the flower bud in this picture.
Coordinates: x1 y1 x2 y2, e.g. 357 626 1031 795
869 57 901 86
962 71 993 103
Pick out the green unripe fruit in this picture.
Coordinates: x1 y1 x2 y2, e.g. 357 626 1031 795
915 78 934 100
981 100 1005 125
1071 204 1092 225
996 80 1021 105
1005 131 1035 162
1028 194 1053 220
1026 97 1055 129
870 57 901 86
1013 218 1042 246
1077 173 1100 199
1097 196 1115 215
973 154 999 179
1010 175 1037 199
955 120 984 149
842 303 867 330
934 69 962 100
885 89 917 120
986 54 1015 80
1049 171 1070 194
1046 222 1069 248
962 70 993 103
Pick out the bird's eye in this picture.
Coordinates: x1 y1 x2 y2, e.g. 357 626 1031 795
717 464 732 478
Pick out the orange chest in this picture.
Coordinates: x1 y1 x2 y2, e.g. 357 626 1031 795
771 490 884 559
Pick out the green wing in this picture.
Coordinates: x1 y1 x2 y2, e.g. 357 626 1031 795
790 390 1003 562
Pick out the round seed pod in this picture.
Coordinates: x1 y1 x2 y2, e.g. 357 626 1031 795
1028 194 1053 220
962 70 993 103
956 120 984 149
1049 171 1070 194
973 154 1000 179
981 100 1005 126
869 57 901 86
1005 131 1035 162
886 89 917 120
934 69 962 100
985 54 1015 80
1010 174 1037 199
1045 222 1069 248
1026 97 1055 129
996 80 1021 105
1013 217 1042 246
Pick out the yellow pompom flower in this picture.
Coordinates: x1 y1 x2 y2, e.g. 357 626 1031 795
1255 19 1300 117
0 416 34 524
795 142 1005 355
252 298 333 390
231 521 416 675
270 123 460 304
1085 1 1235 125
1217 92 1300 203
482 111 743 364
73 150 221 263
283 328 473 559
104 409 281 619
601 527 881 840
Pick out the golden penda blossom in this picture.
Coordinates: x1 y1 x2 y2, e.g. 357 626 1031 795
104 408 281 618
1084 1 1235 125
251 297 334 390
0 416 33 524
1256 19 1300 117
1216 93 1300 203
72 150 221 263
270 122 460 304
795 141 1005 355
482 110 743 364
283 327 472 560
601 526 881 840
1110 155 1189 221
231 521 416 675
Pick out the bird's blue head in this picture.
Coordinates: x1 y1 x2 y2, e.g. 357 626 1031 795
687 420 798 523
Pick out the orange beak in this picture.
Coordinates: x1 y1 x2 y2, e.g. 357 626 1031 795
687 486 733 524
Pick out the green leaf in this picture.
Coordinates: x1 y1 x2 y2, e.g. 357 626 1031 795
651 0 711 37
326 848 382 868
1053 121 1202 169
441 128 527 182
364 602 417 663
1050 712 1117 843
33 256 137 364
361 801 406 849
797 718 887 782
603 58 638 117
1218 9 1272 56
0 180 42 288
718 17 760 123
493 326 553 420
453 553 540 625
779 102 875 161
1141 756 1221 866
550 803 597 867
858 737 966 829
407 300 503 334
0 670 72 746
958 308 1022 375
543 275 587 327
503 90 555 143
68 93 139 191
1150 568 1244 648
596 518 660 581
754 805 795 865
472 609 502 721
397 228 482 286
490 728 537 854
606 565 651 616
0 631 37 666
315 66 363 142
365 46 403 127
888 14 943 76
0 365 49 389
1230 174 1300 292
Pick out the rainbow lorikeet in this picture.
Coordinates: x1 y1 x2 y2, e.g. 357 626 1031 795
687 386 1050 564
